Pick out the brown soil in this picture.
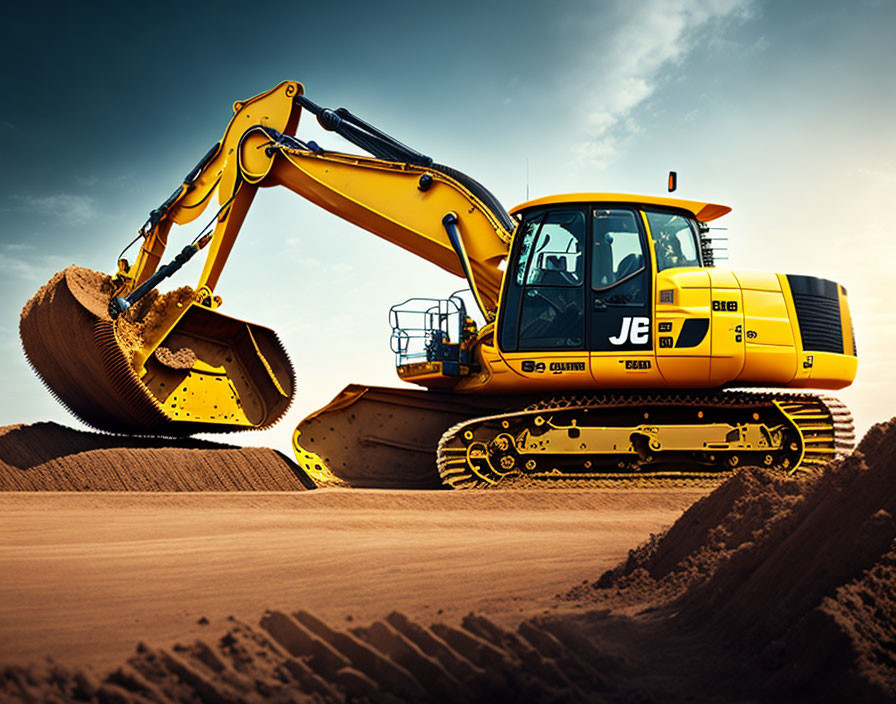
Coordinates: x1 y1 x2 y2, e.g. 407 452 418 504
21 265 196 369
563 417 896 702
153 345 197 370
0 422 314 491
133 286 195 353
0 485 700 700
0 610 638 703
0 609 724 704
2 419 895 701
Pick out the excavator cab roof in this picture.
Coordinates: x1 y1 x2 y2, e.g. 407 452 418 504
509 193 731 222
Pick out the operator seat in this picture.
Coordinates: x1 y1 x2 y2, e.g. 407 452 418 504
537 254 573 286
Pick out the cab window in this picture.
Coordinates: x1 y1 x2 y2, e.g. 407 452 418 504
522 213 585 286
513 216 540 286
515 209 587 350
592 209 645 289
591 208 648 306
645 210 701 271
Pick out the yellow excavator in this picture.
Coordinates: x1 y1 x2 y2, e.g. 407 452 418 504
20 81 857 488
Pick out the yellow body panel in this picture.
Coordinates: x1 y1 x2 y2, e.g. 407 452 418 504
510 193 731 222
708 286 745 385
655 271 712 384
409 260 858 394
270 150 509 310
840 286 856 357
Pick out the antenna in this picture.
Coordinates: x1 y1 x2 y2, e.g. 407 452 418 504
526 158 530 200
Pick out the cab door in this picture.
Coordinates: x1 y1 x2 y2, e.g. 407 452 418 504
589 207 661 386
495 207 593 390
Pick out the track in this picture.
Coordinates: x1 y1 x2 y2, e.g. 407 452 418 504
437 391 855 489
292 385 536 489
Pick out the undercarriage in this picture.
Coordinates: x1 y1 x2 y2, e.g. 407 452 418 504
292 386 854 489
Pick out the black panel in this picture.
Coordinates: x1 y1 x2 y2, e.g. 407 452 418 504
786 274 844 354
590 207 652 352
518 287 585 350
675 318 710 348
787 274 839 300
499 284 522 351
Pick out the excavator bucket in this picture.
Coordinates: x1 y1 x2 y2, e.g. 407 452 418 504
20 266 294 435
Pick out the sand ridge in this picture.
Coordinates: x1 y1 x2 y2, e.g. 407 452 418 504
0 610 637 703
0 422 314 491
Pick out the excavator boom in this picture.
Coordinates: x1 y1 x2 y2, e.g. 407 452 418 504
121 81 512 315
21 81 516 435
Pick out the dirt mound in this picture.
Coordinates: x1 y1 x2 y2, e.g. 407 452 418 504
21 265 195 369
566 466 811 606
0 422 315 491
567 418 896 701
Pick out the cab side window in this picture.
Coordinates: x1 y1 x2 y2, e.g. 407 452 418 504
522 218 584 286
592 209 646 305
513 209 587 350
645 210 701 272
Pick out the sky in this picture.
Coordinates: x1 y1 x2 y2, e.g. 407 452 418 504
1 0 894 455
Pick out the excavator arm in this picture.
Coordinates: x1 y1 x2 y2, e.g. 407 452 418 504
21 81 516 436
118 81 514 318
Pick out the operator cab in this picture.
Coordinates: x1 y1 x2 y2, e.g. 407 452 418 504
389 193 730 388
497 194 727 354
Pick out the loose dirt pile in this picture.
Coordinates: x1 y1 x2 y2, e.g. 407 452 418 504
21 266 195 368
0 422 314 491
153 345 197 369
565 466 812 607
2 416 894 701
566 417 896 702
120 285 196 365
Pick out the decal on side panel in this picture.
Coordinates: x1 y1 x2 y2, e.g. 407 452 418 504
608 317 650 346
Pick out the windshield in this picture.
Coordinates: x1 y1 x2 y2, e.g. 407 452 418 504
524 210 585 286
644 210 701 271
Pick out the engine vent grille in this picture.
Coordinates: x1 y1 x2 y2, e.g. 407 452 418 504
787 275 844 354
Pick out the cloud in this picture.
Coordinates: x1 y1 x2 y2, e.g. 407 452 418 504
5 242 34 251
11 193 97 223
0 253 68 281
574 0 754 167
0 254 40 280
281 236 354 276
